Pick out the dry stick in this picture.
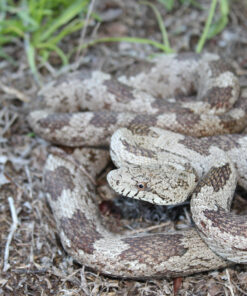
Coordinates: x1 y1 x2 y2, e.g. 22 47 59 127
225 269 235 296
0 111 18 137
3 197 19 272
127 221 171 235
76 0 96 59
24 165 33 198
80 267 90 296
233 281 247 296
0 81 30 102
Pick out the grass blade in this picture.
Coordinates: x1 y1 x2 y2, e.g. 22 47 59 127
196 0 218 53
75 36 173 54
207 0 229 38
39 0 89 42
47 19 85 46
24 34 40 84
37 43 68 65
140 1 173 53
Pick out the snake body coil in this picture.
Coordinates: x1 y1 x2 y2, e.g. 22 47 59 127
29 53 247 279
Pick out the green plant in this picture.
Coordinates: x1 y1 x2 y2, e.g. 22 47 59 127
196 0 229 53
78 0 230 58
157 0 202 11
0 0 230 79
75 1 174 56
158 0 175 11
157 0 230 53
0 0 91 82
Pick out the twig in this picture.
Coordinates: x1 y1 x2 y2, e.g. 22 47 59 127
128 221 171 235
24 165 33 198
3 197 19 272
12 268 47 274
80 267 90 295
225 269 235 296
76 0 96 59
0 107 18 137
233 282 247 296
0 82 30 102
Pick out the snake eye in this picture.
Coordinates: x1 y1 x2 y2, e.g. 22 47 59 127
137 182 147 190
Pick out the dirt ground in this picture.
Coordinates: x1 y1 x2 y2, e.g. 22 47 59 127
1 0 247 295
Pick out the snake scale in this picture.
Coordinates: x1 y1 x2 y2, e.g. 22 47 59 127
29 53 247 279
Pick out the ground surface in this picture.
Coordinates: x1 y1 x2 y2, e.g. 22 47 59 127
1 0 247 295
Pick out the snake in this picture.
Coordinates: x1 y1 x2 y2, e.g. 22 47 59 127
28 53 247 279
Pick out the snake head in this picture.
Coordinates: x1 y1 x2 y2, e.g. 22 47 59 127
107 164 198 205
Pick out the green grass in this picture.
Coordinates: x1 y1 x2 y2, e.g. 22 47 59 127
158 0 203 11
78 0 229 55
0 0 91 82
0 0 230 80
75 1 175 55
196 0 229 53
157 0 230 53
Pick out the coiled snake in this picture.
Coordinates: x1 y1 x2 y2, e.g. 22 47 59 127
29 53 247 279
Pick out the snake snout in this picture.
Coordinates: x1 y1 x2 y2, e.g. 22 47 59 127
107 168 137 197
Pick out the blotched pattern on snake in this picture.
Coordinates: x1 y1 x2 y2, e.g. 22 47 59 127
29 53 247 279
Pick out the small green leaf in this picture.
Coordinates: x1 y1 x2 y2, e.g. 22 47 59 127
220 0 229 15
206 0 229 39
157 0 175 11
27 132 36 138
207 16 228 39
